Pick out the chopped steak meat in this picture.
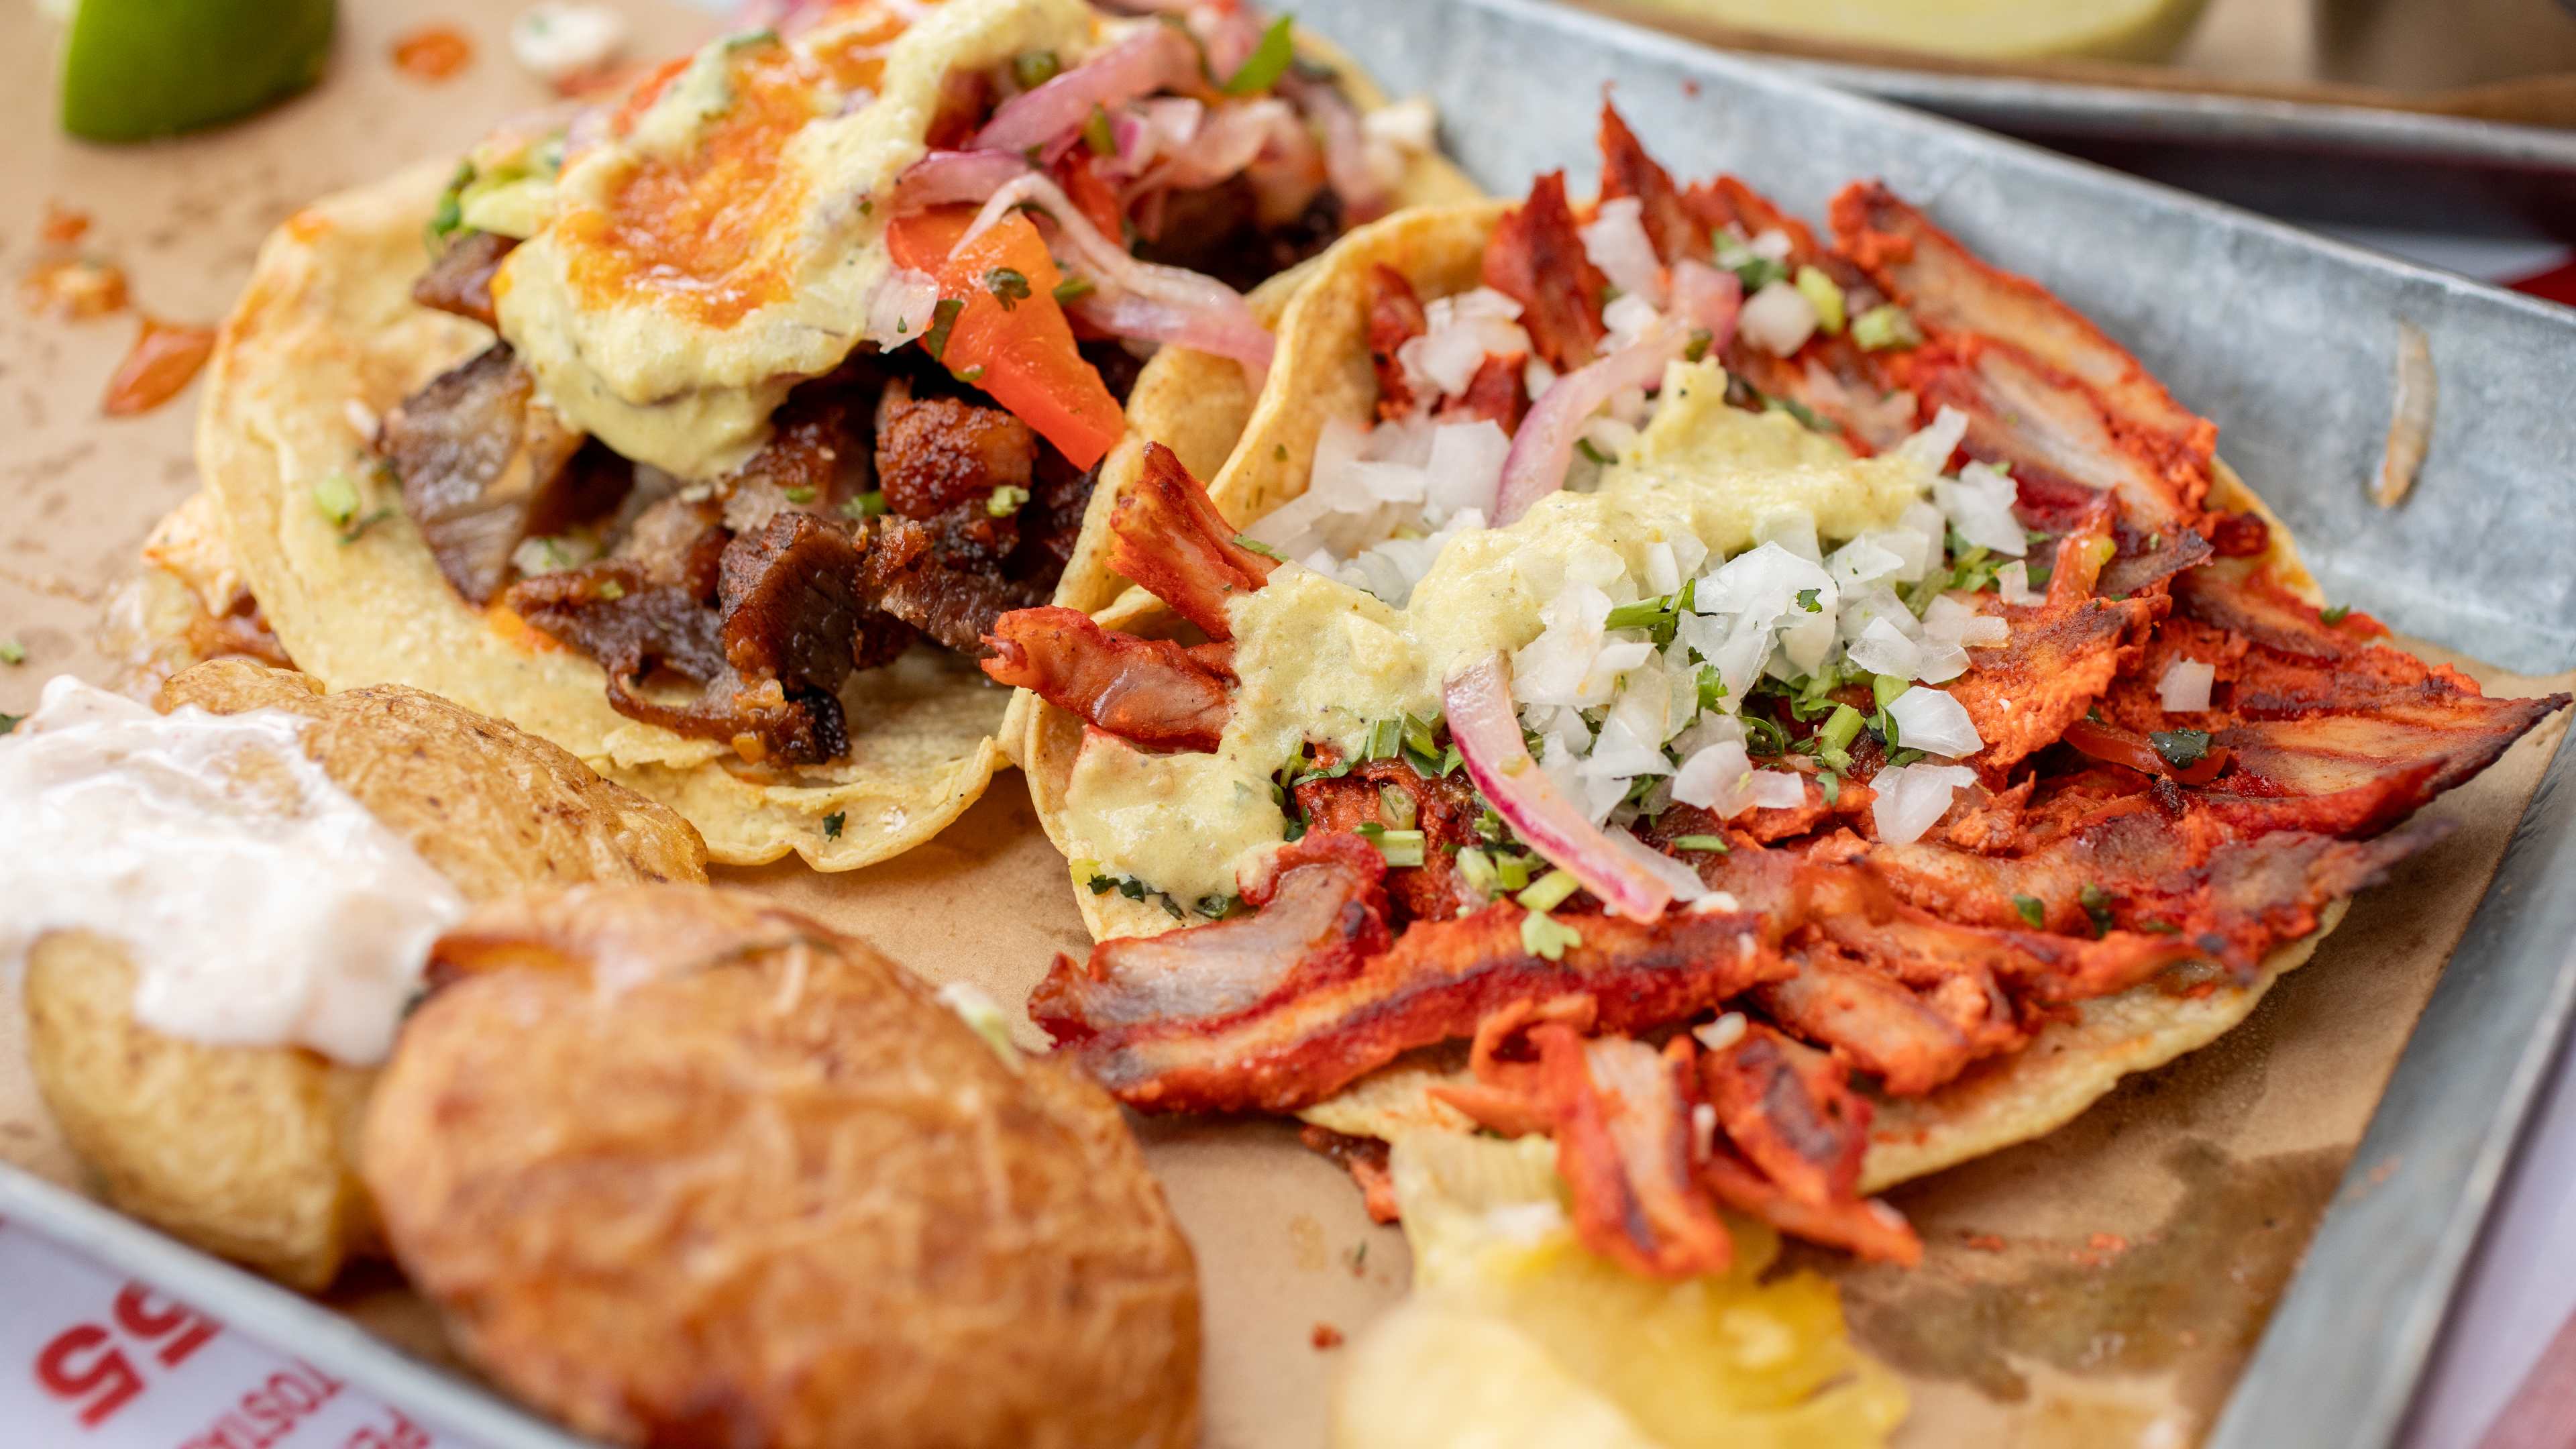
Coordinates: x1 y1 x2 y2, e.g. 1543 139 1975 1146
383 343 627 606
411 231 518 330
875 378 1035 520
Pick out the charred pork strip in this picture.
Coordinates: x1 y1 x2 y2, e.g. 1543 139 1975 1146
411 231 518 330
1697 1021 1872 1210
1831 182 2216 492
1042 899 1784 1115
1105 443 1279 641
1481 172 1608 373
1367 264 1429 421
1294 757 1489 924
1700 1150 1923 1267
1751 950 1983 1098
1595 105 1699 266
1945 504 2163 780
1033 835 1390 1035
383 343 625 605
983 607 1236 753
1537 1028 1736 1280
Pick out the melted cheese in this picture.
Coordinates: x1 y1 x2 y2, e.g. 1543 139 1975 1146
1055 376 1931 905
493 0 1100 479
0 678 466 1065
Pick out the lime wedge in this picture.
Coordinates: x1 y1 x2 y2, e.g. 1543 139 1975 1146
59 0 337 142
1633 0 2211 63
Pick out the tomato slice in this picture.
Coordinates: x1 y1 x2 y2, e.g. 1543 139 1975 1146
885 206 1125 471
2061 718 2230 786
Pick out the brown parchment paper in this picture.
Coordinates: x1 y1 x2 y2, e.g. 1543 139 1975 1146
1 4 2570 1447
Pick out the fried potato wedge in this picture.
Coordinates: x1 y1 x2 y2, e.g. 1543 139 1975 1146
363 885 1199 1449
23 661 706 1289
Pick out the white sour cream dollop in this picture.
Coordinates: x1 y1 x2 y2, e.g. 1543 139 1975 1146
0 678 467 1065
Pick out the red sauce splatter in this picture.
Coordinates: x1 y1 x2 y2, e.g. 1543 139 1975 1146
21 258 128 319
102 317 216 417
392 25 476 82
1309 1323 1344 1350
40 202 91 246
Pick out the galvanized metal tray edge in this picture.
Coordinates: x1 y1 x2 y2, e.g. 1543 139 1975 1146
1767 54 2576 174
3 1 2573 1446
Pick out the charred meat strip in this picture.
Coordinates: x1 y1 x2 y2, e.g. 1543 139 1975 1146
1697 1021 1870 1210
1106 442 1278 641
1832 181 2215 490
983 607 1236 753
384 343 625 606
1701 1150 1923 1267
1751 952 1981 1098
411 231 518 330
1596 104 1699 266
1368 264 1429 421
874 378 1035 520
1039 891 1784 1114
1293 757 1488 924
1538 1028 1735 1280
1482 172 1609 373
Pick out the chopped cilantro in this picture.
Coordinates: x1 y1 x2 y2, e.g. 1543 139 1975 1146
842 491 888 519
955 364 987 384
1233 533 1287 561
1683 328 1713 363
984 266 1032 310
311 473 361 529
1011 49 1061 89
986 485 1029 517
1670 834 1729 853
1575 437 1614 467
2142 920 2182 934
920 297 965 360
1222 15 1297 95
1794 266 1846 335
1082 105 1116 156
1764 395 1840 434
1817 771 1841 805
2078 882 2114 938
1519 908 1583 962
783 486 816 504
2012 894 2046 929
1697 664 1727 714
596 580 626 601
0 712 18 735
822 812 845 839
2150 728 2213 768
0 640 23 666
1051 274 1095 305
1794 587 1823 613
2320 604 2352 625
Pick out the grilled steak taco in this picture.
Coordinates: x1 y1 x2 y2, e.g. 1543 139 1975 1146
197 0 1471 868
994 106 2569 1272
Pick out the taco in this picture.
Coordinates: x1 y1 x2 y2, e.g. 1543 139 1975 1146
197 0 1472 869
992 105 2568 1271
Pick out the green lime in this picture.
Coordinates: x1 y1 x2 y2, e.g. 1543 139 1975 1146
59 0 337 142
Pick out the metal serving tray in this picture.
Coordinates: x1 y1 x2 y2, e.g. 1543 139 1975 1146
7 0 2575 1444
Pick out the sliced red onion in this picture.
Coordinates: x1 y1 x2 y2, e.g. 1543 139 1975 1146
973 24 1197 156
1493 322 1684 526
1669 259 1743 349
1281 73 1390 222
891 148 1032 215
964 172 1274 374
863 267 941 347
1143 97 1294 193
1444 654 1674 922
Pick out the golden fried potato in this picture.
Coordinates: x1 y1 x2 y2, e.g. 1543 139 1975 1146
363 886 1200 1449
23 661 707 1289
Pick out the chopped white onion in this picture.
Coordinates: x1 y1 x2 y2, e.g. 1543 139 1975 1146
1739 279 1819 357
1362 95 1438 153
1921 594 2009 649
1890 406 1970 472
1670 740 1752 813
1579 198 1666 308
1444 654 1674 920
1997 559 2045 607
1847 616 1923 680
862 267 943 348
2159 658 2216 713
1693 1012 1748 1053
1870 763 1976 845
1885 688 1985 760
1743 769 1810 810
1934 460 2029 558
